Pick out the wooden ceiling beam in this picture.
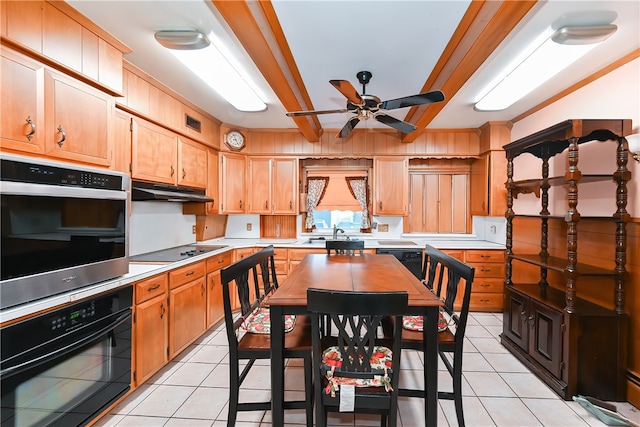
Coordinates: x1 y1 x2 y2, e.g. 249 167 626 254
211 0 322 142
402 0 538 143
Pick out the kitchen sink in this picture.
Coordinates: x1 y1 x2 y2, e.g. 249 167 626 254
302 237 360 244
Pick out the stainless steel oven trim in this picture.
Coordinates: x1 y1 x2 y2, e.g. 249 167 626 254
1 160 130 310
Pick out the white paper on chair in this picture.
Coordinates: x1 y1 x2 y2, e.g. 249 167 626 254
339 384 355 412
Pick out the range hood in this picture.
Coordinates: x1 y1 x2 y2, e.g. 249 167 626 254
131 181 213 202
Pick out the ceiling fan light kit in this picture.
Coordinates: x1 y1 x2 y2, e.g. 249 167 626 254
155 30 267 112
286 71 445 138
474 24 617 111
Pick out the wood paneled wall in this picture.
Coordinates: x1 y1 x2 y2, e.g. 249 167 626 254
232 128 481 157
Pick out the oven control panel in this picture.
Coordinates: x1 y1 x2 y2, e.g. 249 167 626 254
49 301 97 331
1 157 123 190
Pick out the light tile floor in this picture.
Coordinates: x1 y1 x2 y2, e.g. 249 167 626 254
96 312 639 426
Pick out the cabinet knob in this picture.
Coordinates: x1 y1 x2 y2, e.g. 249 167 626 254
26 116 36 141
56 125 66 147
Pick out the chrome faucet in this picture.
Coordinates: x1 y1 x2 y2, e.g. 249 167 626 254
332 225 345 240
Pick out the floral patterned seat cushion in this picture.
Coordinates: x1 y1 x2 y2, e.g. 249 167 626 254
241 307 296 334
321 345 393 395
402 310 450 332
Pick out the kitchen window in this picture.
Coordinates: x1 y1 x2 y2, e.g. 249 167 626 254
305 170 370 232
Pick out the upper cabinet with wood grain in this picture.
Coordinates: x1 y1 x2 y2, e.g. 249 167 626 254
373 157 408 215
220 152 246 214
1 1 129 94
1 48 113 167
247 157 298 214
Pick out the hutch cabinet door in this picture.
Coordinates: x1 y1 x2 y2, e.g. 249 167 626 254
503 287 529 352
529 300 564 378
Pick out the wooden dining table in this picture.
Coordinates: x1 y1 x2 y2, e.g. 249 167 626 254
269 253 443 426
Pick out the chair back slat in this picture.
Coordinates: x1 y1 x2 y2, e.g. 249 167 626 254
325 239 365 255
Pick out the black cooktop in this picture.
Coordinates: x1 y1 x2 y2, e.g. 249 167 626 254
129 245 227 263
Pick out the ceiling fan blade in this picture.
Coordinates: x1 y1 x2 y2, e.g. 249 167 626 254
330 80 363 105
286 108 349 117
337 117 360 139
380 90 445 110
375 114 417 134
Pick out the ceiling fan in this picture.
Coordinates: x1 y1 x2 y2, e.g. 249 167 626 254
286 71 445 138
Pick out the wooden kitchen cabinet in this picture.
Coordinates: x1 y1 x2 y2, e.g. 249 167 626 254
206 251 232 328
168 261 206 358
1 49 45 155
133 273 169 386
409 172 468 233
288 248 325 272
43 69 113 166
131 117 177 184
178 136 207 189
220 152 246 213
248 157 272 214
373 157 408 215
247 157 298 214
205 149 219 213
1 48 114 167
464 249 505 311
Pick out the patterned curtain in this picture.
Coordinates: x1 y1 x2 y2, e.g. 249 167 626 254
345 176 371 232
305 177 329 231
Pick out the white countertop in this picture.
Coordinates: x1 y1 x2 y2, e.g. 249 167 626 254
1 236 504 323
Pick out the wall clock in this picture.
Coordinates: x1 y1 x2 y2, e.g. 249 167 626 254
225 130 245 151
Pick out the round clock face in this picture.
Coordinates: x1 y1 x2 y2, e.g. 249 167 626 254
226 131 245 150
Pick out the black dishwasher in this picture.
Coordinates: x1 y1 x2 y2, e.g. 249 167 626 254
376 249 423 279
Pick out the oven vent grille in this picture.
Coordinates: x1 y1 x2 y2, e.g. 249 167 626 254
185 114 201 132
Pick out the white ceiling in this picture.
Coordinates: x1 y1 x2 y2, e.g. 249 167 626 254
68 0 639 134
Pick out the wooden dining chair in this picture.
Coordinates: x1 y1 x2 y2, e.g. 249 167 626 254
399 244 475 427
220 245 313 427
325 239 365 255
307 288 408 427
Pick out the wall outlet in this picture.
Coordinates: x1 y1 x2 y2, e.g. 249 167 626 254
378 224 389 232
490 225 497 234
246 223 252 231
192 225 196 234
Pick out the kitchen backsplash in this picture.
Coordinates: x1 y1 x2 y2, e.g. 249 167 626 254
130 202 196 255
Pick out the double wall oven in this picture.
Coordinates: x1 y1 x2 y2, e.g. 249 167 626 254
1 154 132 426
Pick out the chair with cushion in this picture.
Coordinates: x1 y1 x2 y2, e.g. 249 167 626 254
325 239 365 255
307 288 408 427
399 244 475 427
221 245 313 427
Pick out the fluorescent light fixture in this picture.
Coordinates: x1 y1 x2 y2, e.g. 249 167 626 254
474 25 617 111
155 30 267 112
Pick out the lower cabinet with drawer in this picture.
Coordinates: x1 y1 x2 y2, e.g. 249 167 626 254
464 250 505 312
206 251 233 328
168 261 206 358
133 273 169 386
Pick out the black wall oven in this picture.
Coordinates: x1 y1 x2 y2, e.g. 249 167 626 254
1 286 133 427
0 154 129 309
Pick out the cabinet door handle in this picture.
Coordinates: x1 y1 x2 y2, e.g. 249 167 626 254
26 116 36 140
160 303 166 319
201 283 205 295
147 283 160 291
182 168 186 179
265 201 269 209
239 200 243 209
186 271 195 276
528 316 535 327
289 201 292 209
170 165 175 177
379 201 383 209
521 311 527 321
57 125 66 147
218 258 225 264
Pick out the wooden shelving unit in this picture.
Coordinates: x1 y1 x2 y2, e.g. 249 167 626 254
500 119 632 401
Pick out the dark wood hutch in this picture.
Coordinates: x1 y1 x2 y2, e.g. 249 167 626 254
500 119 632 401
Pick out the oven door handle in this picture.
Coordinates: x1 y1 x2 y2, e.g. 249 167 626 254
0 309 131 378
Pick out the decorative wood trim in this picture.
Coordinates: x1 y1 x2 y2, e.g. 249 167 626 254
511 49 640 123
402 1 538 142
212 0 321 142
